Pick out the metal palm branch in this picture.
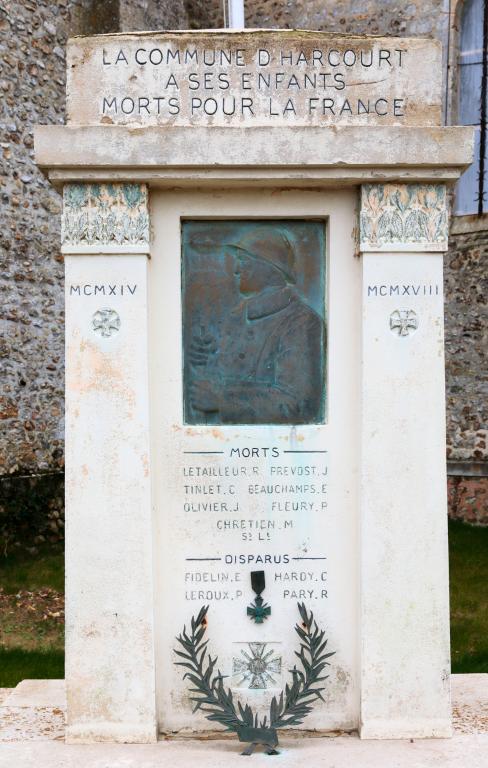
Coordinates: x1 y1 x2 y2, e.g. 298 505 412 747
174 602 334 751
269 602 334 728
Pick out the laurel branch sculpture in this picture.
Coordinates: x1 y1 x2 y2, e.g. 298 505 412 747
174 602 334 755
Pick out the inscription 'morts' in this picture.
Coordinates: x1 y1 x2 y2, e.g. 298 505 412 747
182 220 326 425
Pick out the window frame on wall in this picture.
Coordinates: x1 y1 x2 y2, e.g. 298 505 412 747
454 0 488 216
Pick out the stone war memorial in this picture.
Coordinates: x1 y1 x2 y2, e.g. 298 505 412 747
34 29 473 749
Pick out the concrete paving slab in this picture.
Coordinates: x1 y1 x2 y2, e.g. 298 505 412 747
0 733 487 768
0 680 66 742
0 705 65 743
3 680 65 709
451 673 488 735
0 675 486 766
0 692 11 707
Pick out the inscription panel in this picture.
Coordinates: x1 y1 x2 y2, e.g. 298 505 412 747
168 442 332 728
67 32 442 127
152 189 360 734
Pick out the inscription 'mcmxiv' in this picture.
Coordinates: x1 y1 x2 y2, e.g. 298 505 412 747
69 283 137 296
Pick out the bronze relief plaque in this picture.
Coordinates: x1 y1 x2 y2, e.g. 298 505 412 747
182 220 326 425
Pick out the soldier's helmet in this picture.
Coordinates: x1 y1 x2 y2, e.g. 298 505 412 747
227 226 296 284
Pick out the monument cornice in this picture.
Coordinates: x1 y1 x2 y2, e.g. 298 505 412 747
35 125 473 188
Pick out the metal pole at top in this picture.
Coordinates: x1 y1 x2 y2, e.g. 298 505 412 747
225 0 245 28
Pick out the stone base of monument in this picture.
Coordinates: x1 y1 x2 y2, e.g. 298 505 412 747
0 676 486 766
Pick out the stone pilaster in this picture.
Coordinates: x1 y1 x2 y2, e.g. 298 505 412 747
62 183 156 743
359 183 451 739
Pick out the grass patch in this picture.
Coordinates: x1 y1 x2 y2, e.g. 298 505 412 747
0 543 64 594
0 543 64 685
0 591 64 653
0 524 486 683
0 648 64 688
449 519 488 673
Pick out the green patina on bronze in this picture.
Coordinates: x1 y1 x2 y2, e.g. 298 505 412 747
174 603 334 756
247 595 271 624
181 220 327 426
247 570 271 623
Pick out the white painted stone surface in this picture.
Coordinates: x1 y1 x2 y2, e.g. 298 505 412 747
66 31 442 128
34 28 475 747
64 250 157 743
3 680 65 709
149 188 360 733
360 249 451 738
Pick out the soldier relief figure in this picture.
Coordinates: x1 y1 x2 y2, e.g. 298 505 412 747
183 221 326 425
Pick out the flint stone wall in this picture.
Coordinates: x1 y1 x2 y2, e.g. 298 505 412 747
445 226 488 464
448 477 488 526
0 0 486 538
0 0 71 481
0 1 187 477
190 0 448 42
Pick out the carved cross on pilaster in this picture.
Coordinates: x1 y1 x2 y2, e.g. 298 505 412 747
389 309 419 337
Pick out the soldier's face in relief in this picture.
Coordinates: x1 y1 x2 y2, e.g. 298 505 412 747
234 252 285 296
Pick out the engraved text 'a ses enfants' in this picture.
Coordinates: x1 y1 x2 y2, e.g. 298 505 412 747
67 34 442 127
101 45 405 120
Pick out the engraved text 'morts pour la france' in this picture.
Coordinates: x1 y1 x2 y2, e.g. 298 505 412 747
182 220 326 426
